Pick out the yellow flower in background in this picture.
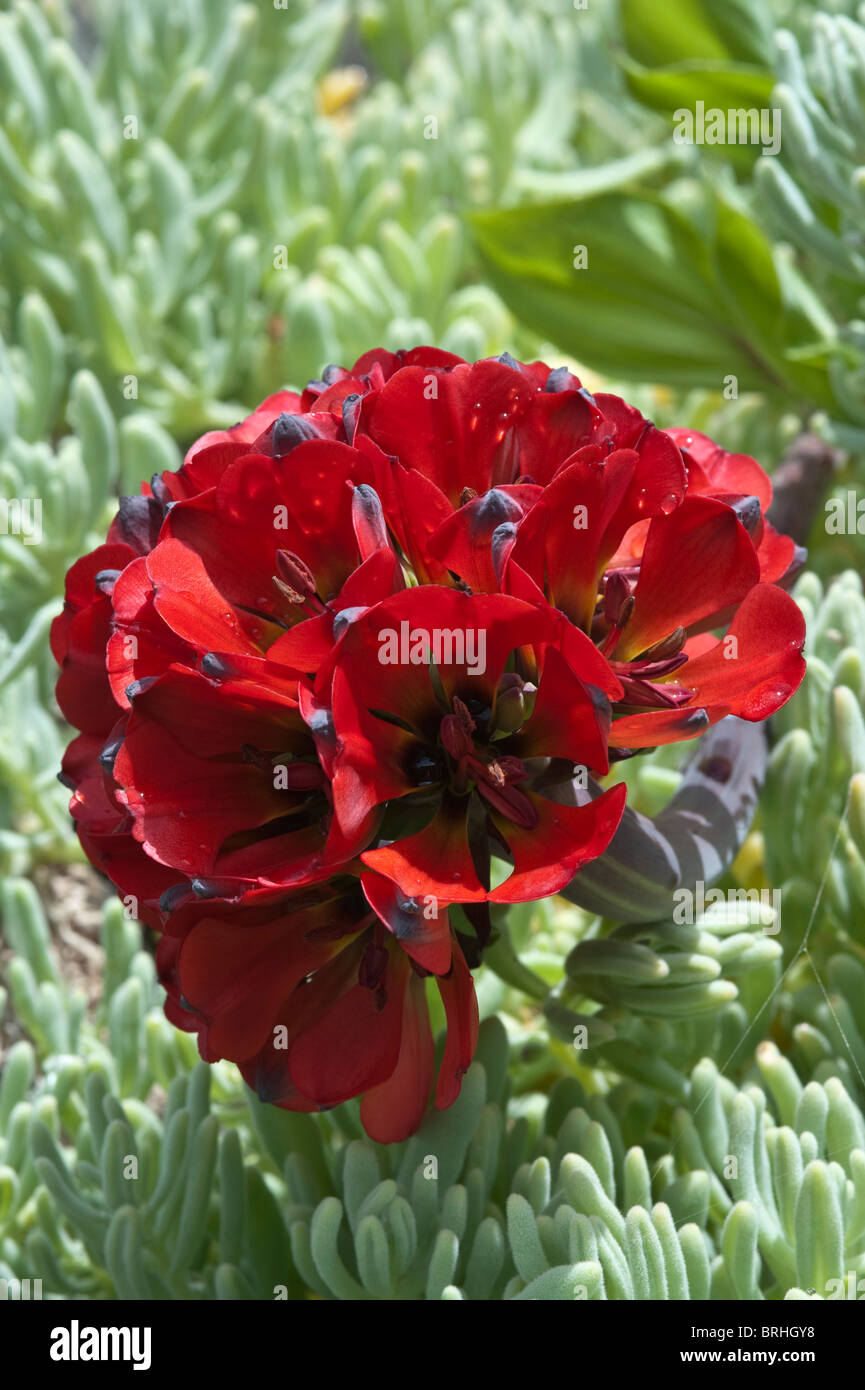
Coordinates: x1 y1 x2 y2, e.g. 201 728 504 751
317 65 368 120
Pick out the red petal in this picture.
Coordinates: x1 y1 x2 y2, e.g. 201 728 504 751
512 645 611 774
52 543 136 733
673 583 806 720
489 782 626 903
176 900 359 1061
113 670 296 874
183 391 303 464
55 602 123 735
289 946 411 1106
617 496 760 659
329 662 422 837
511 448 636 629
388 465 457 585
361 870 453 974
756 520 796 584
211 820 358 892
106 556 195 708
172 441 253 498
55 542 136 620
239 933 367 1102
512 386 599 486
164 441 371 619
668 428 773 510
146 539 262 656
361 360 538 504
435 947 479 1109
609 705 718 748
119 663 302 757
362 796 487 902
267 547 404 675
427 484 541 593
500 571 623 699
360 973 435 1142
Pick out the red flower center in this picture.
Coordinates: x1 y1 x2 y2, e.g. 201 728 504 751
439 696 536 828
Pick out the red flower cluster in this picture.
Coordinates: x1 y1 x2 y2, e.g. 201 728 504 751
53 348 805 1140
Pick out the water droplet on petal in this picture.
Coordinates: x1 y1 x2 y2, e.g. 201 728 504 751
746 681 792 718
659 493 680 515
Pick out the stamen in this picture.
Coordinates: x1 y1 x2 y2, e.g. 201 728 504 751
274 550 325 614
632 626 686 662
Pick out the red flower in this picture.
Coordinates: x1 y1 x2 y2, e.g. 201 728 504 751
353 356 806 750
52 345 805 1140
310 585 625 906
157 877 478 1144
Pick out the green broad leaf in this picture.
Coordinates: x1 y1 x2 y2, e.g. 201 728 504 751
620 55 774 127
619 0 772 70
470 184 836 409
616 0 774 168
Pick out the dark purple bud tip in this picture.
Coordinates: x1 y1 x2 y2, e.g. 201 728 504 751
200 651 237 678
728 494 762 536
491 521 517 584
471 488 522 539
253 1066 294 1105
782 544 807 587
682 708 710 733
114 494 163 555
545 366 572 393
351 482 388 549
94 569 121 594
98 735 124 772
609 745 641 762
125 677 156 701
342 392 362 438
333 606 367 640
159 883 193 913
271 413 321 456
150 473 173 506
190 877 233 899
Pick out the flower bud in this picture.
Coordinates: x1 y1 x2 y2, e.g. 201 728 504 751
493 673 537 734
